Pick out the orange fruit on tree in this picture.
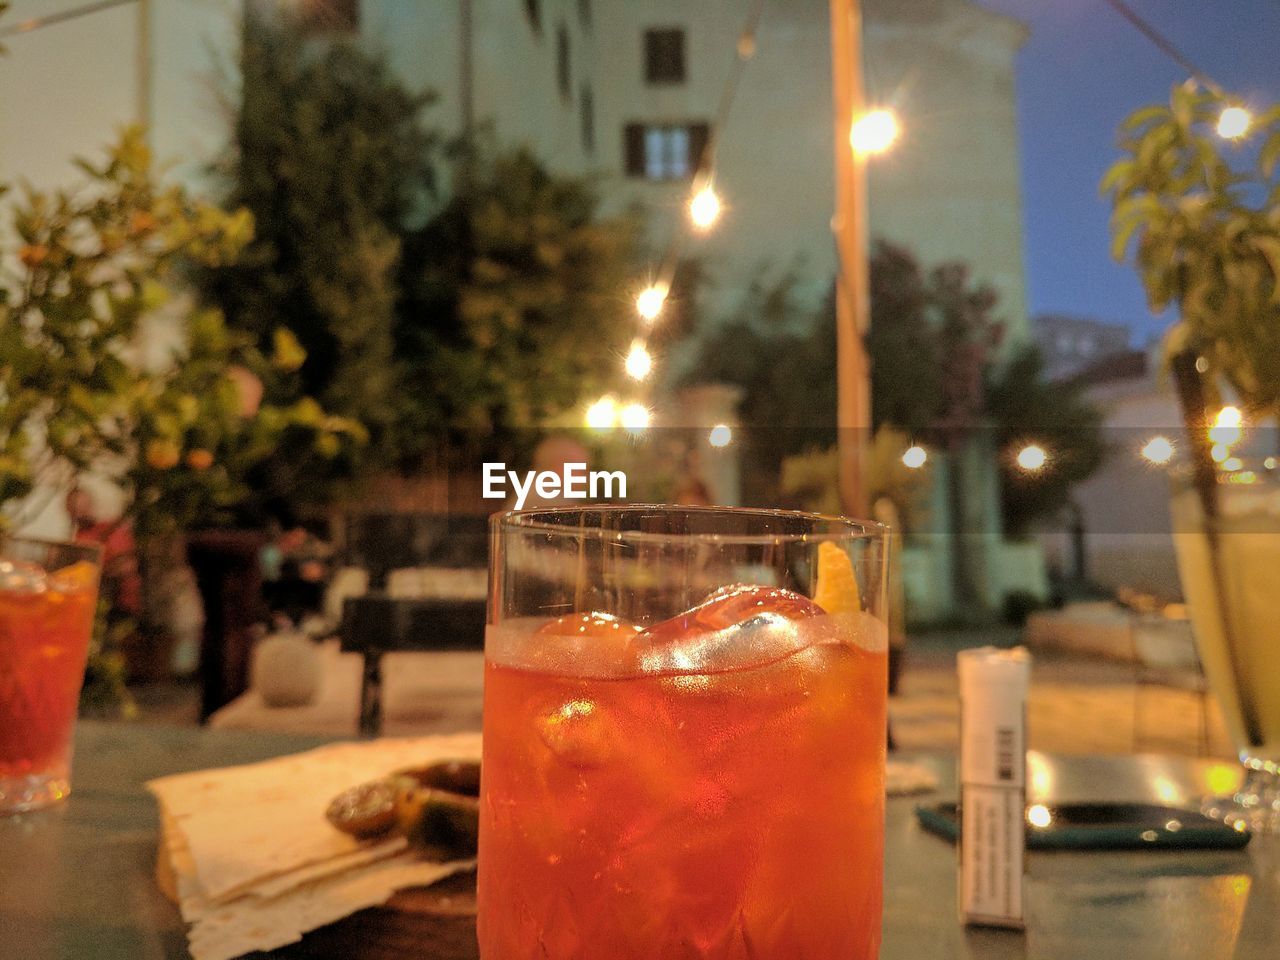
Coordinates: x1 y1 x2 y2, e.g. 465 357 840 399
18 244 49 267
145 440 181 470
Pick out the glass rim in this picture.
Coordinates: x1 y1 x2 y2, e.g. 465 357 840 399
493 503 888 546
0 532 102 562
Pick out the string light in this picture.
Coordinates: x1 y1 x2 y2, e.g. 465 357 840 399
1217 105 1252 140
585 396 618 430
708 424 733 448
1209 406 1243 446
1223 456 1243 472
1027 804 1053 829
635 283 668 323
902 445 928 469
619 402 651 432
1210 443 1230 464
1016 444 1048 472
1141 436 1174 465
624 341 652 381
689 183 723 231
850 109 899 156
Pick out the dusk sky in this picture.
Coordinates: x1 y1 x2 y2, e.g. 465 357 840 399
977 0 1280 344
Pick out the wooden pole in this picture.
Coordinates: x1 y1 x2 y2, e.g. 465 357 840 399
830 0 871 518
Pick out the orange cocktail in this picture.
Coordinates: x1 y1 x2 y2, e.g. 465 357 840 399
0 538 100 814
480 508 888 959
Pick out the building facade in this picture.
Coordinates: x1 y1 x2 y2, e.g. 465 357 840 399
1034 313 1135 382
370 0 1031 335
3 0 1031 336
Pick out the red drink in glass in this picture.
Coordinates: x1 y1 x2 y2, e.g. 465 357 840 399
0 538 100 813
480 508 888 959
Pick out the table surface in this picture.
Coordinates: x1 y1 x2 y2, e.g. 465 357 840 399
3 722 1277 959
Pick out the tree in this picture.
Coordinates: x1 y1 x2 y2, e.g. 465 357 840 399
865 242 941 435
201 9 437 454
689 242 1101 533
1106 84 1280 418
396 143 641 465
0 129 366 535
1 130 365 712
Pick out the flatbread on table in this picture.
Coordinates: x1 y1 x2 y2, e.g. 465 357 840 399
148 734 481 960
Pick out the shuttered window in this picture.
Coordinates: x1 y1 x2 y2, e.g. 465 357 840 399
623 123 709 180
644 28 685 84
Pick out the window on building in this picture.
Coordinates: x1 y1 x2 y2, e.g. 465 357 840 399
644 28 686 84
581 85 596 154
557 22 571 101
623 122 709 180
524 0 542 35
298 0 359 33
578 0 592 31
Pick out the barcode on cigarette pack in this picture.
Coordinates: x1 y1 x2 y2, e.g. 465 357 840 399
997 727 1015 782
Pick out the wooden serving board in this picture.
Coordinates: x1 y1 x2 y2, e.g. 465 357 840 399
272 872 479 960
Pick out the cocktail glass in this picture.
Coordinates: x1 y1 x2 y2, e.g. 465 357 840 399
479 506 888 959
1172 462 1280 832
0 535 101 814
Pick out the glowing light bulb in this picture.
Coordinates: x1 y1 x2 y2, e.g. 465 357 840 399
619 402 651 432
1217 105 1251 140
901 445 927 469
1027 804 1053 829
1016 444 1047 472
585 396 618 430
1210 443 1229 464
850 109 899 156
1141 436 1174 465
708 424 732 448
1209 406 1243 446
689 184 722 231
1216 405 1242 428
624 341 652 381
1223 456 1243 472
636 283 668 323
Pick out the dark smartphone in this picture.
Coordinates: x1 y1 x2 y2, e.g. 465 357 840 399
916 801 1252 851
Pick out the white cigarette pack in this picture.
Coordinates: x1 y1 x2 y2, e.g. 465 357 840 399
957 646 1030 929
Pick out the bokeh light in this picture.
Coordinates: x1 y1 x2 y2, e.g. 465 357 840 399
624 341 652 381
1209 405 1243 446
585 395 617 430
1016 444 1048 472
708 424 733 448
635 283 668 323
1141 436 1174 465
1027 804 1053 829
619 402 651 432
1216 105 1251 140
902 445 928 469
850 108 899 156
688 185 723 231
